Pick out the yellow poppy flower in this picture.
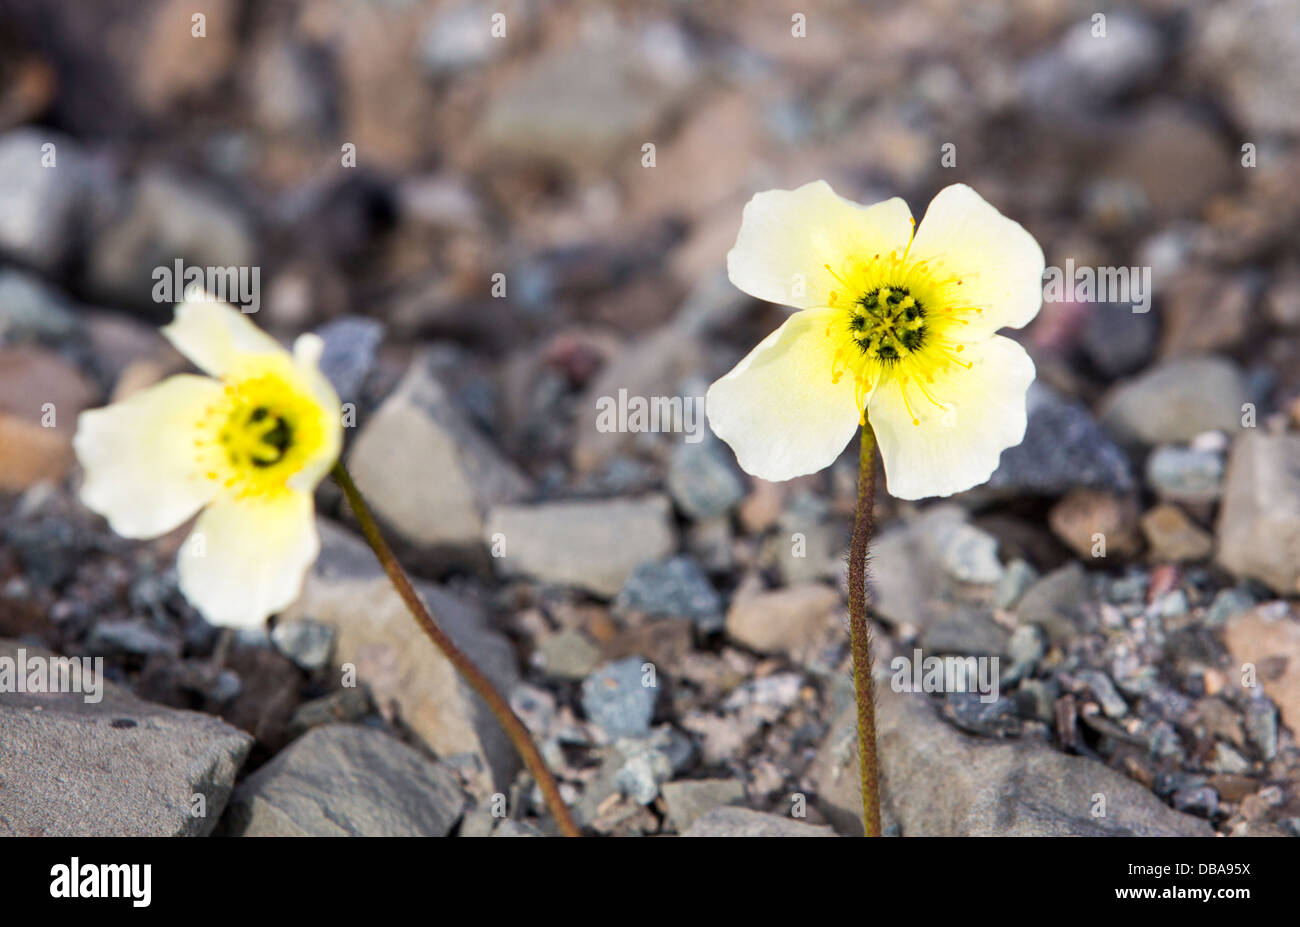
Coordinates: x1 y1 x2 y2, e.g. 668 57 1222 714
707 181 1044 499
74 297 342 627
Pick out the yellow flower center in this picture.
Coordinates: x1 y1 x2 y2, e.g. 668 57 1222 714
823 242 981 427
194 356 328 501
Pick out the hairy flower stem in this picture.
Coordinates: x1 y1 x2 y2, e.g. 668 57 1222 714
331 462 581 837
848 423 882 837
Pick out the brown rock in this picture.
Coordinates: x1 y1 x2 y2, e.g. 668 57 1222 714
1141 504 1213 563
725 583 841 656
1216 432 1300 595
1223 603 1300 737
1048 488 1141 560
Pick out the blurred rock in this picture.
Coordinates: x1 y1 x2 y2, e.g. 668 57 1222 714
0 129 90 274
1223 604 1300 737
581 656 658 740
666 438 745 521
348 351 530 568
419 2 507 77
485 495 675 597
270 619 336 672
224 724 465 836
725 583 840 656
1141 504 1213 563
660 778 746 832
1192 0 1300 135
0 639 250 836
774 492 841 584
280 520 520 792
988 383 1133 494
1080 302 1156 379
533 629 602 681
814 690 1213 836
614 556 723 632
1145 444 1224 503
1016 562 1096 646
1103 105 1236 221
1216 432 1300 595
682 807 836 837
0 345 100 491
314 315 384 405
0 270 79 345
1019 12 1162 111
479 40 690 171
87 172 255 307
1158 270 1256 359
1099 356 1247 446
1048 489 1141 560
132 0 237 113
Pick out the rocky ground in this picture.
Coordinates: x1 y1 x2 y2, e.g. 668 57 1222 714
2 0 1300 836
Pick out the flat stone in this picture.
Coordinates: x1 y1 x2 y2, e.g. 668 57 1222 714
1099 356 1248 446
614 556 723 632
280 520 521 791
1141 504 1213 563
661 778 746 832
580 656 658 740
681 807 837 837
813 689 1213 836
0 639 251 836
1015 562 1097 646
348 351 530 567
988 383 1134 494
1216 432 1300 595
485 495 675 597
223 724 465 836
725 583 841 656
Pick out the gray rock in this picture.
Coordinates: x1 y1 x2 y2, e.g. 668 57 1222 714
581 656 658 740
0 130 90 273
1020 12 1163 111
533 629 602 681
661 778 746 832
270 619 336 672
348 351 531 567
279 520 521 792
1191 0 1300 135
1172 786 1218 818
1099 356 1247 446
314 315 384 404
0 270 79 345
667 438 745 521
774 492 841 584
288 686 376 739
614 556 722 632
492 819 543 837
420 2 507 76
479 40 690 170
85 620 179 657
1145 444 1224 502
994 559 1039 610
813 689 1213 836
1015 562 1096 646
943 693 1021 737
224 724 465 836
0 640 251 836
1081 301 1157 378
988 383 1134 494
1216 432 1300 595
1205 587 1257 628
87 171 255 306
1078 670 1128 719
1244 697 1278 761
681 807 837 837
485 495 675 597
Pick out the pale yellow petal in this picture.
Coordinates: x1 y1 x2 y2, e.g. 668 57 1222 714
178 490 319 628
727 180 914 310
868 335 1035 500
707 308 865 481
286 333 343 492
162 296 285 378
908 184 1045 339
74 374 222 538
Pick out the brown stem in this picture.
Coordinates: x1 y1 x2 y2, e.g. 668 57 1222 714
331 462 581 837
848 422 881 836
